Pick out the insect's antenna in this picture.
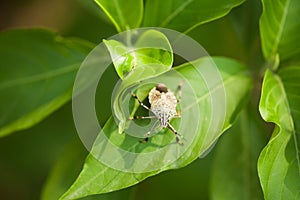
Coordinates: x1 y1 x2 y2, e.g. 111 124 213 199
175 82 184 103
174 82 184 116
167 123 183 145
131 93 151 111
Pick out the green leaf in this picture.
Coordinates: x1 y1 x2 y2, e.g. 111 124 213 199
258 68 300 200
60 57 252 199
134 154 214 199
260 0 300 62
94 0 143 32
41 137 136 200
76 0 110 22
108 30 173 132
103 40 135 79
0 102 75 199
210 110 265 200
143 0 245 33
41 138 88 200
0 29 93 137
103 30 173 79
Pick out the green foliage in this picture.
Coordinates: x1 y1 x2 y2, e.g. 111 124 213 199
95 0 245 33
60 57 251 199
260 0 300 63
0 0 300 199
210 111 266 200
94 0 143 32
143 0 245 33
106 30 173 133
0 29 93 137
41 138 88 200
258 68 300 200
258 0 300 199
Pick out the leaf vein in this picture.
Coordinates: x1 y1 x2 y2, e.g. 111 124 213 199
0 63 79 90
271 0 291 56
160 0 194 27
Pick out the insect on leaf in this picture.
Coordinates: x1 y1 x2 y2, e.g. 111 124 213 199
106 30 173 133
60 57 252 199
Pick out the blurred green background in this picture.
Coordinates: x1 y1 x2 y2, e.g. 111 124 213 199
0 0 266 199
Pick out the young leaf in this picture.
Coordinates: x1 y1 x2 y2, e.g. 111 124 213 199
103 39 135 79
258 68 300 200
94 0 143 32
60 57 252 199
210 111 265 200
143 0 245 33
0 29 93 137
260 0 300 62
103 30 173 79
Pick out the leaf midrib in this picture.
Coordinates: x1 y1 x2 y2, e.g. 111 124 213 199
277 72 300 175
114 0 126 30
182 69 246 112
271 0 291 57
160 0 194 27
268 72 300 181
0 63 80 90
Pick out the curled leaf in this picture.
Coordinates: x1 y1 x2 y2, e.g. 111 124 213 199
105 30 173 133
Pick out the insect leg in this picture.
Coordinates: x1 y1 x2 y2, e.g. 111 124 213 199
131 93 151 111
129 116 156 120
167 123 183 145
173 113 181 118
140 120 160 143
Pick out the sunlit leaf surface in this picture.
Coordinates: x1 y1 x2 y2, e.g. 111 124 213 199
258 68 300 200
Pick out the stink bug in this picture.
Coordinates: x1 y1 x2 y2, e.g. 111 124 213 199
129 83 183 144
